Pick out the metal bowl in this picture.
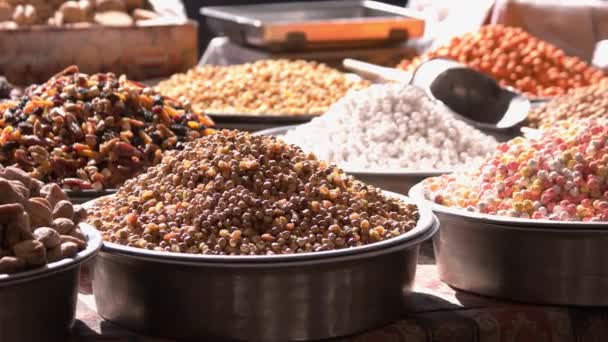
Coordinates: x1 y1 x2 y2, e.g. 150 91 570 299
254 125 452 195
209 113 316 132
87 192 438 341
0 224 102 342
66 189 118 205
409 182 608 306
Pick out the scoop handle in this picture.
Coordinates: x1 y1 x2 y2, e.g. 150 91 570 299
342 59 412 83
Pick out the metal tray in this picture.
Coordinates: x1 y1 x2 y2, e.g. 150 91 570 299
87 193 438 341
409 182 608 306
254 125 452 194
201 1 425 51
0 224 102 342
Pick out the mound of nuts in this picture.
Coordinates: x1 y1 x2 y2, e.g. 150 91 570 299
156 59 370 116
398 25 607 98
0 66 215 191
87 130 419 255
0 0 155 27
0 165 88 274
527 83 608 128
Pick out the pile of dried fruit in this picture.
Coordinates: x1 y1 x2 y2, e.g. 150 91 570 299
87 130 420 255
398 25 607 98
156 59 370 116
423 118 608 221
283 83 497 170
0 0 158 28
0 66 215 191
0 166 88 274
527 83 608 128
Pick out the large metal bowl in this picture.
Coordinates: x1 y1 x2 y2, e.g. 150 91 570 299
409 182 608 306
254 125 451 194
87 192 438 341
0 224 102 342
66 189 117 205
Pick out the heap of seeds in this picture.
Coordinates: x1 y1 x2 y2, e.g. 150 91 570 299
398 25 607 98
283 83 497 170
527 83 608 128
423 118 608 221
87 130 419 255
0 66 215 191
156 59 370 116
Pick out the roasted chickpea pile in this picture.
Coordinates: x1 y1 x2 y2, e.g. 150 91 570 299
0 0 157 28
398 25 607 98
156 59 370 116
87 130 419 255
0 66 215 191
527 83 608 128
0 166 88 274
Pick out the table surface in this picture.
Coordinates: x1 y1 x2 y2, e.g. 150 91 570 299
72 247 608 342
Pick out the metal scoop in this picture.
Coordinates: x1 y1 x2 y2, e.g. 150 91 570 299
343 58 530 134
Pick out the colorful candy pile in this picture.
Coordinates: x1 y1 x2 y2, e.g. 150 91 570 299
423 118 608 221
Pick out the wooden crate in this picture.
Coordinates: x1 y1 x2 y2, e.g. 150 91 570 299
0 20 198 85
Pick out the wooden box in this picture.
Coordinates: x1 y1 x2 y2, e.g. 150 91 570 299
0 20 198 85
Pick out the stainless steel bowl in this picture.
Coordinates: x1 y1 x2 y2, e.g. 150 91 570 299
87 193 438 341
0 224 102 342
253 125 451 195
66 189 117 204
409 182 608 306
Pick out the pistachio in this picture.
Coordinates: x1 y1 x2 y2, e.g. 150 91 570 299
52 218 75 235
0 256 26 274
52 200 74 220
26 198 53 228
12 240 46 266
33 227 61 249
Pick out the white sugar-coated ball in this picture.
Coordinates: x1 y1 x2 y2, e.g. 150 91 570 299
283 83 498 170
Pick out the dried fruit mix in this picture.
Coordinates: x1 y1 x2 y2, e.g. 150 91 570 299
0 66 215 191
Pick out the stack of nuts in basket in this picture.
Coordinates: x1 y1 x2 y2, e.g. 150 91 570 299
87 130 420 255
0 0 158 28
0 166 87 274
0 66 215 191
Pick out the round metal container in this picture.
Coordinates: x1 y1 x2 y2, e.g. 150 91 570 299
88 193 438 341
254 125 451 195
210 113 315 132
409 182 608 306
0 225 102 342
66 189 117 204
